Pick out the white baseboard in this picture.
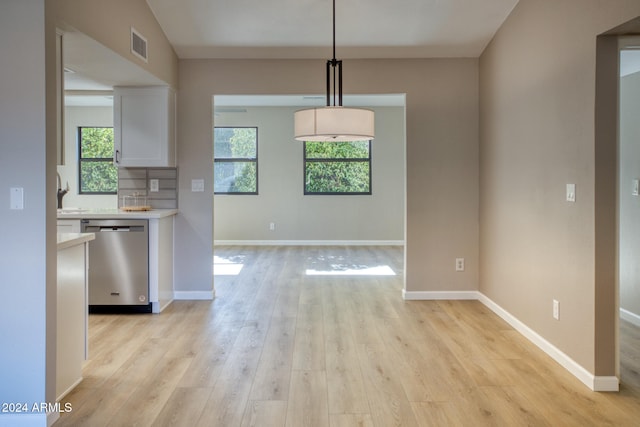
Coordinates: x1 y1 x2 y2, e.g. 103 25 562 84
56 376 83 402
620 307 640 327
214 240 404 246
173 290 214 301
402 290 479 300
401 289 618 392
593 376 621 392
152 299 174 314
476 293 618 392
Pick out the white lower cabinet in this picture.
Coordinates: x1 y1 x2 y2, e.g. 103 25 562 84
56 240 89 401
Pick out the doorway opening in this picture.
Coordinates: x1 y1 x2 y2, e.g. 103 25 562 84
211 94 407 288
618 37 640 391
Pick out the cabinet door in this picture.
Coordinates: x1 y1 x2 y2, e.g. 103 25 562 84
114 86 175 167
57 219 81 233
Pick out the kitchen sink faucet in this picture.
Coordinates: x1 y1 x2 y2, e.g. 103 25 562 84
57 172 69 209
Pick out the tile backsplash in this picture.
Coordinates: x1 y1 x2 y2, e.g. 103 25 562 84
118 167 178 209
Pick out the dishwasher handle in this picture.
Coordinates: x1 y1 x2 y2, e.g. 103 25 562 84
84 225 146 232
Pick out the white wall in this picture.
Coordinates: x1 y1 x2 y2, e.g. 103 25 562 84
479 0 640 377
620 70 640 322
213 106 405 243
177 58 479 296
57 105 117 209
0 1 53 425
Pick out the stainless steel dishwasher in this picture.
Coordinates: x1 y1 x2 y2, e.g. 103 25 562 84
81 219 150 312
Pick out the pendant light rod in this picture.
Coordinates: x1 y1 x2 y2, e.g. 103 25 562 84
293 0 375 142
332 0 336 61
326 0 342 107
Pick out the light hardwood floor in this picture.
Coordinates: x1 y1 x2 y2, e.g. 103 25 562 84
621 318 640 392
57 246 640 426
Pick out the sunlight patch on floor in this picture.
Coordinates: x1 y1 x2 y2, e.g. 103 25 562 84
305 265 396 276
214 255 244 276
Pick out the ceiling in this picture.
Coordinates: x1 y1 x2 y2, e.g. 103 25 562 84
146 0 520 59
64 30 164 107
65 0 522 106
65 1 640 107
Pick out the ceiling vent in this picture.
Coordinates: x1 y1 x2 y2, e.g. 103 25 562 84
131 28 148 63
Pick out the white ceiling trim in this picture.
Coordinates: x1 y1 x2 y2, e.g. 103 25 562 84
213 94 406 108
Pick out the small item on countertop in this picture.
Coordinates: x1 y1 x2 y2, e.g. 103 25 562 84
121 192 152 211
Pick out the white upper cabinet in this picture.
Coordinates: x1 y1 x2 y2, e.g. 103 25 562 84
114 86 176 167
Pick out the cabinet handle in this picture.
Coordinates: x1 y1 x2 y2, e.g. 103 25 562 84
115 149 120 164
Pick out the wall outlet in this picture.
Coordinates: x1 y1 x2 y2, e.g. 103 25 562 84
149 179 159 192
553 299 560 320
455 258 465 272
269 222 275 231
633 179 639 196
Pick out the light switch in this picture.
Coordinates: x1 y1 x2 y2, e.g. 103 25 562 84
10 187 24 210
566 184 576 203
633 179 639 196
191 179 205 192
149 179 159 192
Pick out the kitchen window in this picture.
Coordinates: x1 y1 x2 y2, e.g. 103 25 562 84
214 127 258 194
304 140 372 195
78 127 118 194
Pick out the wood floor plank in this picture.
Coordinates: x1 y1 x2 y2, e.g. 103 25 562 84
411 401 466 427
241 400 288 427
475 385 552 426
329 413 375 427
249 316 297 401
151 387 211 427
355 344 420 427
195 322 268 427
369 315 433 402
80 332 150 389
437 300 526 360
285 370 330 427
272 282 301 319
53 246 640 426
102 337 172 389
620 319 640 391
106 356 193 426
292 303 325 371
56 383 135 427
324 312 370 414
176 321 242 388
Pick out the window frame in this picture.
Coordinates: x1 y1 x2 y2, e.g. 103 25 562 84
303 140 373 195
213 126 259 195
77 126 117 195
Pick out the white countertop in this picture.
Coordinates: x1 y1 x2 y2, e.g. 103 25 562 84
57 232 95 250
57 208 178 220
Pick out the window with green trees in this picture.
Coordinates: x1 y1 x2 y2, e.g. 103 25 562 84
78 127 117 194
304 140 372 195
214 127 258 194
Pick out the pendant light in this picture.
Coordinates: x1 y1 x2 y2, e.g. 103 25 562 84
294 0 374 142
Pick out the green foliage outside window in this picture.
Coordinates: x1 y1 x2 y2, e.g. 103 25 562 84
304 141 371 194
214 127 258 194
79 127 117 194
